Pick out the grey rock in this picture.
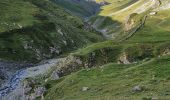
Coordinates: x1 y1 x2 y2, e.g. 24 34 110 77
82 87 89 91
24 87 32 95
152 97 158 100
132 85 142 92
118 52 130 64
34 87 46 97
51 71 60 80
75 59 82 65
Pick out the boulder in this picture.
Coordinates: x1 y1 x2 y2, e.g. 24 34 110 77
132 85 142 92
34 87 46 97
151 97 158 100
81 87 89 91
118 52 130 64
50 71 60 80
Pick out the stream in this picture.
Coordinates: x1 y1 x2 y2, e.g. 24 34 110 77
0 59 59 98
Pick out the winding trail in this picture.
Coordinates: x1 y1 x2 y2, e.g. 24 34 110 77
124 59 155 72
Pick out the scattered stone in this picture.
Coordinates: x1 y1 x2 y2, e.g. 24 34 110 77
34 86 46 97
75 59 82 65
17 24 22 28
151 97 158 100
63 40 67 45
45 79 48 82
82 87 89 91
24 87 32 95
51 71 60 80
118 52 130 64
163 49 170 56
58 29 64 36
23 80 35 95
132 85 142 92
99 1 110 6
150 11 157 15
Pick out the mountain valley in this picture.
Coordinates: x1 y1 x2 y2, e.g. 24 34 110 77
1 0 170 100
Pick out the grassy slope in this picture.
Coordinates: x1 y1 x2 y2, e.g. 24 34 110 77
127 10 170 43
53 0 149 39
0 0 38 32
43 1 170 100
45 56 170 100
73 8 170 63
0 0 103 62
89 0 155 39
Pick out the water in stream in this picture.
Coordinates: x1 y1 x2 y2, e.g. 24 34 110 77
0 59 59 98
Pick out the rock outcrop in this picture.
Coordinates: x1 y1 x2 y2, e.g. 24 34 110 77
118 52 131 64
50 56 83 79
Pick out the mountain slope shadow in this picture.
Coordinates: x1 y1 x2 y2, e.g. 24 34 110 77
51 0 111 18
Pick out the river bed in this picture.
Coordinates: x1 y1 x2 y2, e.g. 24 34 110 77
0 59 59 99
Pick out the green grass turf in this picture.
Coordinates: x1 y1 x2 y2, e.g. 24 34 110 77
44 55 170 100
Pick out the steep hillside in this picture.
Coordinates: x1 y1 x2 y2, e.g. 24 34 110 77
89 0 160 39
1 0 170 100
51 0 101 17
42 5 170 100
0 0 103 62
24 0 170 100
45 56 170 100
55 0 161 39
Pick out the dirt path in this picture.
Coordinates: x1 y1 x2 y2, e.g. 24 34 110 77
124 59 155 72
